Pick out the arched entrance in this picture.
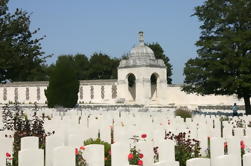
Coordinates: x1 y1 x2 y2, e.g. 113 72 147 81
150 73 158 99
127 73 136 101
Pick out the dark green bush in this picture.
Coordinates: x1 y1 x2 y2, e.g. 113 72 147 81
45 56 79 108
175 108 192 119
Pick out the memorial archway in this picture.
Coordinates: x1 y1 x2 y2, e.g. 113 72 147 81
127 73 136 101
150 73 159 99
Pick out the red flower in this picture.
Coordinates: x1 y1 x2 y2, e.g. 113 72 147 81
224 142 228 148
80 146 85 150
141 134 147 139
5 152 11 158
139 153 144 158
75 148 79 155
240 140 245 149
128 153 134 159
138 160 143 165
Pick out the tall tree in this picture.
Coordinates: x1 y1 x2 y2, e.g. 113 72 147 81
147 43 173 84
73 54 90 80
183 0 251 115
110 58 120 79
45 56 79 108
88 53 118 79
0 0 48 82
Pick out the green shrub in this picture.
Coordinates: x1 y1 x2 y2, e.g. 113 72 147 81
45 56 79 108
175 107 192 119
219 116 229 122
84 138 111 166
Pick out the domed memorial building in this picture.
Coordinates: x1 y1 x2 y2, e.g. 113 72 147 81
117 32 167 105
0 32 243 107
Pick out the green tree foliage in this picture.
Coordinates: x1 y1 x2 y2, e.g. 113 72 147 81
45 56 79 108
0 0 48 82
110 57 120 79
47 53 119 81
88 53 119 79
183 0 251 115
73 54 90 80
147 43 173 84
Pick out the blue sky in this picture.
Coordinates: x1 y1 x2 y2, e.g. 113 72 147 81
9 0 205 84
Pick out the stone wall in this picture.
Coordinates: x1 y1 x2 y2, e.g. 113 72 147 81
0 80 117 104
165 85 243 106
0 80 244 106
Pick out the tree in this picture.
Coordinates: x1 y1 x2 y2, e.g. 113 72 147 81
45 56 79 108
147 43 173 84
183 0 251 115
110 58 120 79
88 53 118 79
73 54 90 80
0 0 48 82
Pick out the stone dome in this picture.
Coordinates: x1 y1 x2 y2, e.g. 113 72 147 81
128 32 155 60
129 44 156 60
118 32 166 68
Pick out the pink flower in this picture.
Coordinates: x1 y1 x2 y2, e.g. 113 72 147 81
139 153 144 158
75 148 79 155
6 153 11 158
240 140 245 149
108 150 111 155
138 160 143 165
128 153 134 159
141 134 147 139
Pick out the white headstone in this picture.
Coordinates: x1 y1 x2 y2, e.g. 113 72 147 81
19 149 44 166
21 136 39 150
186 158 210 166
246 128 251 137
0 137 13 164
137 141 154 166
85 144 104 166
112 142 130 166
223 127 233 138
52 146 75 166
46 136 64 166
215 155 236 166
227 137 241 166
68 134 84 147
210 137 224 166
157 140 175 163
243 153 251 166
